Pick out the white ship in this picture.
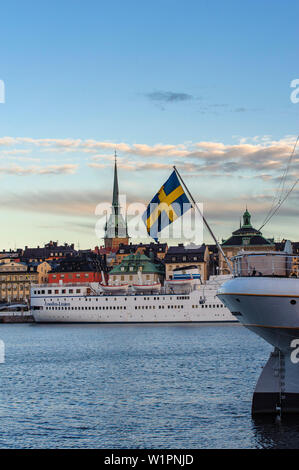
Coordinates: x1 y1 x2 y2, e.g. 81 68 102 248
30 274 237 323
217 246 299 415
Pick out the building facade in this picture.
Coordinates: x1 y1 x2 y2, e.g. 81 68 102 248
20 241 77 263
109 253 164 285
116 242 168 265
163 244 210 281
219 209 275 274
48 253 106 285
0 259 47 303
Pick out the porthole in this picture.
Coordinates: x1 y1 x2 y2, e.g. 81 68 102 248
236 298 240 303
290 299 297 305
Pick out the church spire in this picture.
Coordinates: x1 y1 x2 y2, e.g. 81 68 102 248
104 151 129 249
112 150 119 214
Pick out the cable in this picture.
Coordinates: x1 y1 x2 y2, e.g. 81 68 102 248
258 135 299 231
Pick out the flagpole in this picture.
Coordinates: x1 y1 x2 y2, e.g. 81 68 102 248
173 166 233 274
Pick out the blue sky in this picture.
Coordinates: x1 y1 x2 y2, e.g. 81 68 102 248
0 0 298 249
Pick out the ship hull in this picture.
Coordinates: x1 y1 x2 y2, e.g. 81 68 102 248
218 277 299 415
217 277 299 351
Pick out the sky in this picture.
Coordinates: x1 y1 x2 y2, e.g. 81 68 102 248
0 0 298 249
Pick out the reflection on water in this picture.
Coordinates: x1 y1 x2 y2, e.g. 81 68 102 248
0 323 298 448
253 416 299 449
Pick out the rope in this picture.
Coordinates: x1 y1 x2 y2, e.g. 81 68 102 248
258 136 299 231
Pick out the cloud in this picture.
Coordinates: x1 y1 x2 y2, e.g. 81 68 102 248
145 91 194 103
89 161 171 172
0 134 297 183
0 164 78 175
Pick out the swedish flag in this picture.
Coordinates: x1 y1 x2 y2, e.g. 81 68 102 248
142 170 191 241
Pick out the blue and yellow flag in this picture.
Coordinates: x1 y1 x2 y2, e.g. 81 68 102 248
142 170 191 241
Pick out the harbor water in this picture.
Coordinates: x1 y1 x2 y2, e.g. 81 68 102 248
1 323 299 449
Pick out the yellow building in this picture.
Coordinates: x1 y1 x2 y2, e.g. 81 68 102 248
0 259 51 303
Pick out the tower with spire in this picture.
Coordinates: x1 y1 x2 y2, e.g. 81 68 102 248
104 152 129 250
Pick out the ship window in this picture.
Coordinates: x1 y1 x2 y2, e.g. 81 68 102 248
291 300 297 305
76 289 81 293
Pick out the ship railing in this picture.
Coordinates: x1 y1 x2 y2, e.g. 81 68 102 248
30 282 97 289
231 252 298 278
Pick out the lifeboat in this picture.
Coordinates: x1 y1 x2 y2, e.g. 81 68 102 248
132 282 161 293
100 283 129 294
166 275 193 293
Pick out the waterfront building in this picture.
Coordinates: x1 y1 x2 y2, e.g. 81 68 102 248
104 154 129 251
219 208 275 274
0 249 22 260
0 259 50 303
163 244 210 281
116 242 168 265
27 261 52 284
48 252 107 285
20 241 77 263
109 252 164 285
